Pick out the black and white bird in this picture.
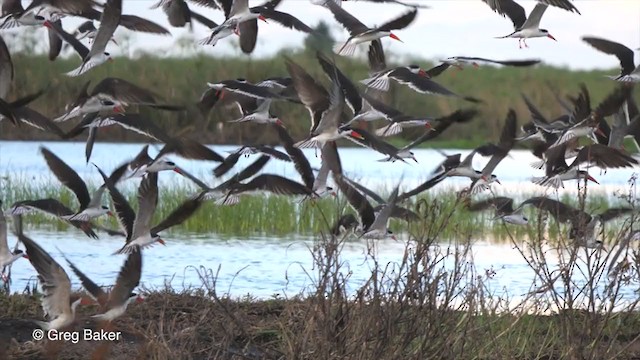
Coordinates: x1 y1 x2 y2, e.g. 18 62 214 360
64 248 143 322
582 36 640 82
18 231 91 330
44 0 121 76
321 0 417 56
467 196 528 225
0 203 28 282
333 173 400 240
532 143 637 188
520 197 632 249
487 0 563 48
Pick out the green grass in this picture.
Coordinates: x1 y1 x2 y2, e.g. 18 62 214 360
1 32 638 150
0 175 633 242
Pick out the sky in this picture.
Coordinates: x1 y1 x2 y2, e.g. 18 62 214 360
4 0 640 70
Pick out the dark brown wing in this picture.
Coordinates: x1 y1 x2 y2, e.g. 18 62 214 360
47 20 63 61
583 37 635 77
40 146 91 210
316 51 362 115
424 63 451 78
0 33 13 99
91 77 159 104
482 0 526 29
591 84 633 121
284 57 329 133
105 248 142 310
540 0 580 14
65 257 107 304
543 142 570 176
397 174 446 202
367 40 386 73
375 7 417 32
234 174 312 196
597 208 633 223
403 109 478 149
468 197 514 213
333 174 375 230
323 0 369 35
44 19 90 59
520 196 581 223
238 19 258 54
389 68 481 102
25 0 99 15
273 124 315 190
157 138 225 163
186 0 220 9
119 15 170 34
569 144 638 169
94 165 135 240
213 152 241 178
150 193 204 234
260 9 313 32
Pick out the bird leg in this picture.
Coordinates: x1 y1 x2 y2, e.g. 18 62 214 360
518 39 522 49
524 39 529 48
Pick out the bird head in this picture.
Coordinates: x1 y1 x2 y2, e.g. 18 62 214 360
155 236 166 245
14 249 28 260
540 29 556 41
579 171 599 184
101 205 114 217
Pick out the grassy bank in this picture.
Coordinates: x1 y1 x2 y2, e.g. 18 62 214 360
2 195 640 359
0 175 634 242
1 33 638 148
2 288 640 359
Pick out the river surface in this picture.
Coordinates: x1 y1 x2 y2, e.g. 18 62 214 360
1 141 639 305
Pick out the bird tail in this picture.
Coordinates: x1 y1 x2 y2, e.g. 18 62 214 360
375 123 402 137
215 194 240 206
0 17 19 30
360 76 390 92
333 42 356 57
529 159 545 170
295 138 320 149
113 243 140 256
531 176 563 189
611 74 640 82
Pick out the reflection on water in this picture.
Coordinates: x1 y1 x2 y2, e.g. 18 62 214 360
4 230 636 306
0 140 636 196
1 141 638 305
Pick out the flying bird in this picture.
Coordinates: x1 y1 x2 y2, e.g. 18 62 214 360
582 36 640 82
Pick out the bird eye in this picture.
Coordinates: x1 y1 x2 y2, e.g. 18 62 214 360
35 15 44 20
101 100 115 106
104 52 110 56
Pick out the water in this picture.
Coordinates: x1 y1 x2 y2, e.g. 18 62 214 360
1 141 639 304
0 140 636 196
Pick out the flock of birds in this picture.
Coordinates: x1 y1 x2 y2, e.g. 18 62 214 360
0 0 638 333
